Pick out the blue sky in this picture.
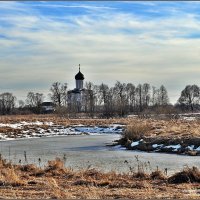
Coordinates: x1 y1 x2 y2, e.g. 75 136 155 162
1 1 200 103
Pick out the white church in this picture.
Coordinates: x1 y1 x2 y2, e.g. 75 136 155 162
67 65 89 112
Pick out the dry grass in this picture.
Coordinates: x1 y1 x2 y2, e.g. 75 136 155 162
0 156 198 199
168 167 200 184
123 123 151 141
0 114 199 138
150 170 166 180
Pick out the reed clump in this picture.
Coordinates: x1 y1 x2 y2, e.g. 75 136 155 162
121 123 151 144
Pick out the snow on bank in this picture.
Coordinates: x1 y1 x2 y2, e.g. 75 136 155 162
131 139 143 147
0 121 123 141
131 141 139 147
164 144 181 152
151 143 200 153
152 144 163 148
181 116 196 121
126 140 200 154
74 124 123 134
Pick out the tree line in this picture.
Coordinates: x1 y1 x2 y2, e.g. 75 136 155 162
1 82 200 117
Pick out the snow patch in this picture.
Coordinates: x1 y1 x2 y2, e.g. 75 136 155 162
187 145 195 151
195 146 200 151
164 144 181 151
73 125 123 134
131 141 140 147
152 144 163 148
165 144 181 149
182 117 196 121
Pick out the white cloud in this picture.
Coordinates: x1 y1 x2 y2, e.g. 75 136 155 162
0 2 200 103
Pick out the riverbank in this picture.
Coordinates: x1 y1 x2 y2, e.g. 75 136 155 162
0 156 199 199
115 117 200 156
117 137 200 156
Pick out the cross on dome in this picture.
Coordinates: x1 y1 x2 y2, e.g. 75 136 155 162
75 64 84 80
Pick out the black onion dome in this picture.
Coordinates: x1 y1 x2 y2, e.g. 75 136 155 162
75 68 84 80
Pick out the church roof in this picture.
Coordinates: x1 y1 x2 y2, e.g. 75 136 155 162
75 65 84 80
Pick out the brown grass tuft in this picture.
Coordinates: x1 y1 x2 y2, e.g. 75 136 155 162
123 123 151 141
150 170 166 180
45 157 66 176
0 167 25 186
73 178 97 186
19 164 39 172
134 171 150 179
168 166 200 184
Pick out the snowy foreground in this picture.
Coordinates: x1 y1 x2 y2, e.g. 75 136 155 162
0 121 123 141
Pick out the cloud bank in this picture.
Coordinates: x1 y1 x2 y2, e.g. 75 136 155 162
0 1 200 103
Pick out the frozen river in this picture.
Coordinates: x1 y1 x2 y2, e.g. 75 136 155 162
0 134 199 174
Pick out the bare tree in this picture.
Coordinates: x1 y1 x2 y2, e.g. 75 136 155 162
26 92 44 113
151 86 157 106
50 82 68 107
136 84 143 112
99 83 109 105
0 93 16 115
178 85 199 111
98 83 117 117
126 83 136 112
158 85 169 106
142 83 151 108
106 87 116 117
114 81 127 116
98 83 109 115
84 81 96 117
26 92 44 107
26 92 35 107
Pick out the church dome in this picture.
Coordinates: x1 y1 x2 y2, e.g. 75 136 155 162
75 66 84 80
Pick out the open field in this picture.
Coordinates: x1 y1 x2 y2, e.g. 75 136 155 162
0 156 199 199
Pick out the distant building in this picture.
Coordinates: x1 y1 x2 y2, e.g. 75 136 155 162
41 102 55 114
67 65 91 112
